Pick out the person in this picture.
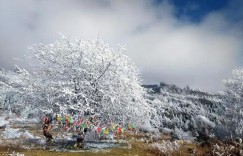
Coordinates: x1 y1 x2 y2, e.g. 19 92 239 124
43 124 54 144
42 114 54 144
74 131 85 149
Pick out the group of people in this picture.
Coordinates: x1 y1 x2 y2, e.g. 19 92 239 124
42 111 136 148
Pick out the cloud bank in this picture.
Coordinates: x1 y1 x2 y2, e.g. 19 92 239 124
0 0 242 92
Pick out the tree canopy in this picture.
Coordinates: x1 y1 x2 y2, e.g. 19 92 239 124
12 36 154 126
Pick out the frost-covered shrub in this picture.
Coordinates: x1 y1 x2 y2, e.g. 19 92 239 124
2 126 35 139
2 126 21 139
150 140 180 154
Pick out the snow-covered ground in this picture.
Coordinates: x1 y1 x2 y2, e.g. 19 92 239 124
0 116 9 128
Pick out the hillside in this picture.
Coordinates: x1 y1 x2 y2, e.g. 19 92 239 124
143 82 225 140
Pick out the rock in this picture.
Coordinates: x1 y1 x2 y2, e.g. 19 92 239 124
145 133 150 138
187 147 195 154
0 117 8 129
0 124 6 129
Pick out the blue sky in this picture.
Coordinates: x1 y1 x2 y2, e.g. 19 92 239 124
167 0 228 22
0 0 242 92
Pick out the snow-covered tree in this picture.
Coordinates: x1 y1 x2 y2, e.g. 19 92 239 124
222 68 243 137
16 36 153 126
223 68 243 100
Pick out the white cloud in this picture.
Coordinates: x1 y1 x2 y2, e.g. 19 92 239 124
0 0 242 92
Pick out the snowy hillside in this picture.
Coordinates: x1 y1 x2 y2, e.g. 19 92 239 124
0 67 41 118
143 82 225 140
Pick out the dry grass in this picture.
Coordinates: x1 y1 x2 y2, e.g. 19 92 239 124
2 139 241 156
145 140 214 156
0 141 153 156
0 133 210 156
